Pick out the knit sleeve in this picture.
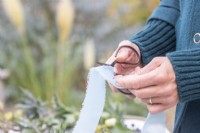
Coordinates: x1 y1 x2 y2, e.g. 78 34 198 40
167 49 200 103
128 0 180 65
129 19 176 65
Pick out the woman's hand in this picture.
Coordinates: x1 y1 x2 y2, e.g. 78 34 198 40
106 40 141 94
106 40 141 75
115 57 179 114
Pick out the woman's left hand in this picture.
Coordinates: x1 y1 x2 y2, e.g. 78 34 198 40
115 57 179 114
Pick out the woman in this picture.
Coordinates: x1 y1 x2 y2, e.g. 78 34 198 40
107 0 200 132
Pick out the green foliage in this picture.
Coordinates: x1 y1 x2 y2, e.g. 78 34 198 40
0 89 138 133
1 33 84 104
0 0 83 105
10 89 79 132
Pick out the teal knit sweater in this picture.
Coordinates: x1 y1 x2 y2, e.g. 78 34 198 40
129 0 200 133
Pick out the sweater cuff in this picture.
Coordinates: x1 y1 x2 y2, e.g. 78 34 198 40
167 49 200 103
129 19 176 65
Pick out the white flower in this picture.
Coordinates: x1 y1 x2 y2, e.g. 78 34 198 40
0 69 10 80
105 118 117 127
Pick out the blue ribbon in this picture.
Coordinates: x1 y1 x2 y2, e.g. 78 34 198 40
73 66 168 133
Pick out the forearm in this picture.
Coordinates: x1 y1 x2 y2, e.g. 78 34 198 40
129 0 180 65
129 19 176 65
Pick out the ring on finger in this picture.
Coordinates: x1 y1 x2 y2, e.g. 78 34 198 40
149 97 153 105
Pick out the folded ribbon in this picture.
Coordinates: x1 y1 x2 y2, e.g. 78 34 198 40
73 66 167 133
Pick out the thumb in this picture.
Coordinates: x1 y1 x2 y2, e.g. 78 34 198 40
116 50 129 62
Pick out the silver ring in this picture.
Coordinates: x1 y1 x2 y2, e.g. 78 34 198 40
149 97 153 104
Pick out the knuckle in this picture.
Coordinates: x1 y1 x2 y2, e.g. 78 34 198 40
152 57 161 64
156 72 165 82
157 88 164 96
163 86 172 96
167 70 176 81
164 84 177 96
149 71 159 81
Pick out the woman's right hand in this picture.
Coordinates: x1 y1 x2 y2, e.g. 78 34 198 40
106 40 142 94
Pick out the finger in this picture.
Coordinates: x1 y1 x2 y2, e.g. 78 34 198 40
108 83 119 93
114 49 138 75
138 57 162 75
114 63 136 75
141 96 166 105
127 94 136 100
108 83 135 97
108 43 132 66
116 48 137 65
142 95 178 106
130 86 159 99
146 103 172 114
115 70 159 89
116 47 132 62
132 85 172 99
118 40 141 57
114 63 124 75
129 66 142 75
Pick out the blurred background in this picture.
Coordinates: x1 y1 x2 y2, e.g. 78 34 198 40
0 0 159 132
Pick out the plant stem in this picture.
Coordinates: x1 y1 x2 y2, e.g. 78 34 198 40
20 37 41 98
